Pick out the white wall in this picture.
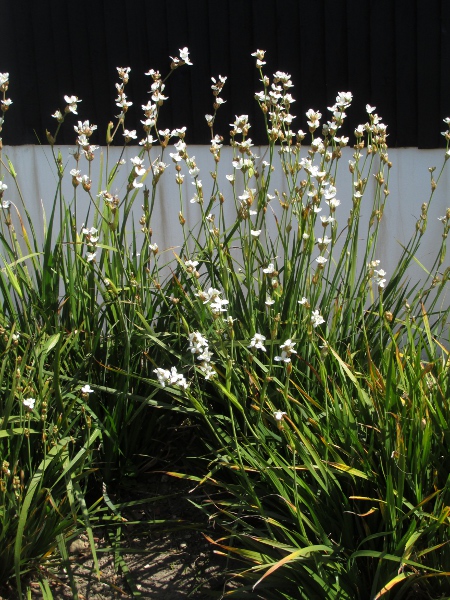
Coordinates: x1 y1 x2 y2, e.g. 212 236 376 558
1 145 449 294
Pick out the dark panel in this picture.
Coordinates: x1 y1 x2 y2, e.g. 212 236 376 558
394 0 417 147
440 0 450 134
0 0 449 147
417 0 441 148
369 0 397 145
346 0 372 130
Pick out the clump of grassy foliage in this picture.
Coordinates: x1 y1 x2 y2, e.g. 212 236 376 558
0 50 449 598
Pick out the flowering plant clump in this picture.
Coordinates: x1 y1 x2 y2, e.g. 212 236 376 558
0 49 448 599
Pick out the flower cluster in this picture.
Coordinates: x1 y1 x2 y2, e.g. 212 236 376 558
139 49 192 148
354 104 388 152
195 287 229 316
115 67 133 115
130 156 147 189
206 74 227 132
188 332 216 380
170 47 192 69
80 225 99 262
154 366 189 389
258 70 296 147
368 260 387 289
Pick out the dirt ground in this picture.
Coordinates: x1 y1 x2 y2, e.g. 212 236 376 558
25 474 236 599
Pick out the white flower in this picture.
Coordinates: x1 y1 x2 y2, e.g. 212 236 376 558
74 120 97 136
139 134 156 147
311 310 325 328
179 47 192 65
1 200 11 209
154 367 171 386
184 259 199 273
82 226 98 237
317 236 332 246
248 333 267 352
274 410 287 421
116 67 131 81
251 49 265 60
366 104 376 114
306 109 322 128
315 256 328 265
154 367 188 389
172 127 187 137
198 362 216 380
275 339 297 363
275 351 291 363
210 297 229 314
64 95 78 104
251 230 262 237
86 252 97 262
23 398 35 410
52 110 63 121
188 331 209 352
280 339 296 354
81 384 94 394
64 95 82 114
373 268 387 289
131 156 146 175
251 49 266 67
336 91 353 107
197 347 214 362
149 243 159 253
298 297 309 306
170 367 189 389
116 96 133 110
123 129 137 141
326 198 341 210
263 263 276 274
265 296 275 306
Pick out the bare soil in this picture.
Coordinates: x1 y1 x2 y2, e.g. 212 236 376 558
23 474 235 599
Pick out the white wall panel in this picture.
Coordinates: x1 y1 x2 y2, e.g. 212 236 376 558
2 145 449 296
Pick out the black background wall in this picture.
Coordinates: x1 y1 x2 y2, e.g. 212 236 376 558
1 0 450 147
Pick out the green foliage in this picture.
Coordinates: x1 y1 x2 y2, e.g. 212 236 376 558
0 52 449 598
